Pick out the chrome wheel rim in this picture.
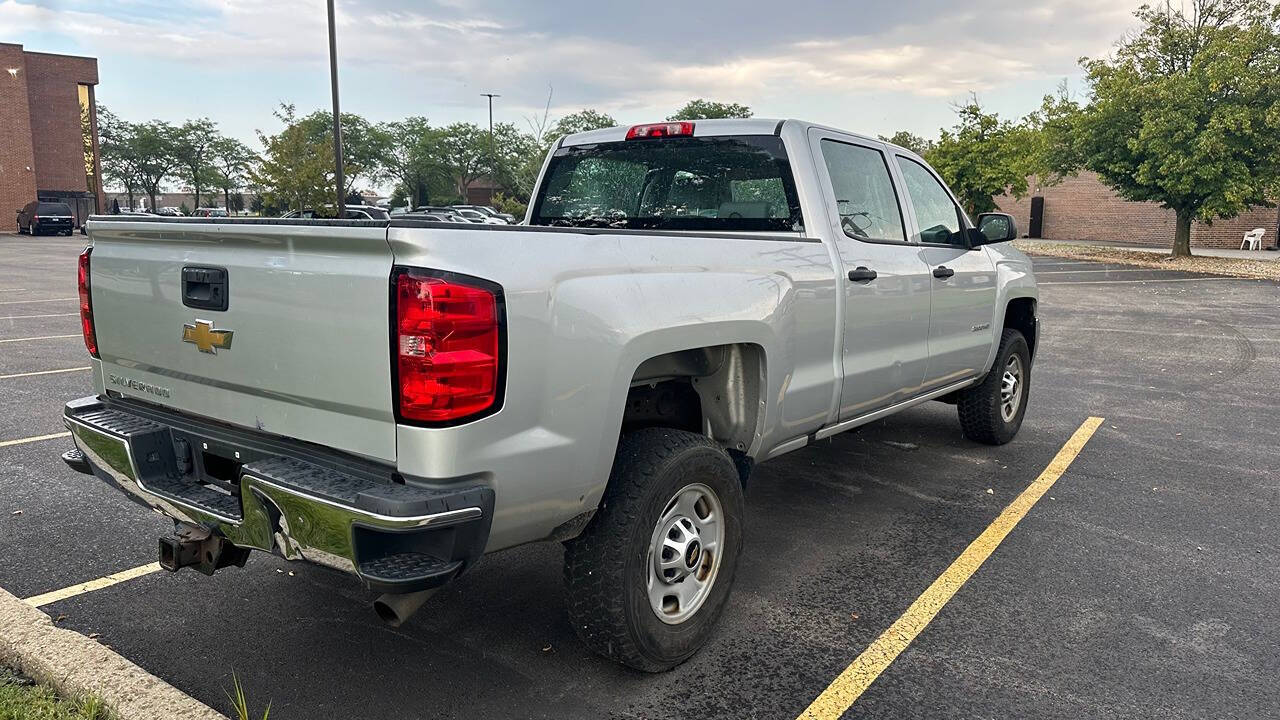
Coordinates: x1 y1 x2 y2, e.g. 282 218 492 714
1000 354 1023 423
646 482 724 625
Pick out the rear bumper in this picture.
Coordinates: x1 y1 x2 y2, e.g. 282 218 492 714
63 395 493 593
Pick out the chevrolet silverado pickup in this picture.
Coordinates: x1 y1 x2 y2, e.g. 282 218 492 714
62 118 1038 671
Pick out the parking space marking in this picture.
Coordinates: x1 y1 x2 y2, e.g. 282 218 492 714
0 297 76 305
23 562 163 609
1039 277 1248 285
1036 268 1183 274
0 312 79 320
0 288 27 292
0 431 70 448
0 333 80 344
798 416 1105 720
0 366 90 380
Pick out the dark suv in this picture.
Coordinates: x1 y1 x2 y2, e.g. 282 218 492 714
16 201 75 236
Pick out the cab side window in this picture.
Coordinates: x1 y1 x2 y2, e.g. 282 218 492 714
820 140 905 242
896 157 965 245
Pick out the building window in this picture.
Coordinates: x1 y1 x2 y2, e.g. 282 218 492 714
78 84 96 196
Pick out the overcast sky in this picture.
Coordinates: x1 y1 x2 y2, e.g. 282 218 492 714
3 0 1144 150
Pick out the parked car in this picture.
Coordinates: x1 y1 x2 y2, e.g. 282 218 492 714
15 201 75 235
454 204 517 223
281 205 390 220
410 205 471 221
191 208 229 218
451 208 507 224
63 118 1035 672
156 207 184 217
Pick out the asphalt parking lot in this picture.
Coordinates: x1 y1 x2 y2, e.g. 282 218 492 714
2 232 1278 719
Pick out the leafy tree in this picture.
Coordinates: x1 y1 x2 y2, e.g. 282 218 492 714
174 118 220 210
549 109 617 139
879 131 935 157
98 106 143 209
429 122 490 200
486 122 539 198
179 201 190 215
490 191 527 219
130 120 182 213
251 104 335 214
229 193 245 213
667 99 753 120
375 117 442 208
1068 0 1280 256
209 136 257 211
295 110 387 199
925 99 1038 217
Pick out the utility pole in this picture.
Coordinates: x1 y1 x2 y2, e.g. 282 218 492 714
327 0 346 218
480 93 501 138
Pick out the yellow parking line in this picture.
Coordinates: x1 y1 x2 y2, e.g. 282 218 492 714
0 431 70 448
0 366 90 380
0 297 76 305
23 563 164 608
798 416 1105 720
0 334 81 344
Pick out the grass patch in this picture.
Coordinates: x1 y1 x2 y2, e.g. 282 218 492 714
0 668 110 720
1013 240 1280 281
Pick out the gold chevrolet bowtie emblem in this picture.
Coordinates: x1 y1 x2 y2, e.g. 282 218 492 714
182 319 234 354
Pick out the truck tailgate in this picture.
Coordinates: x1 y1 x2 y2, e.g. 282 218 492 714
87 220 397 462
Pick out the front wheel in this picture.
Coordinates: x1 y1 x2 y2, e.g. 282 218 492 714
564 428 744 671
957 328 1031 445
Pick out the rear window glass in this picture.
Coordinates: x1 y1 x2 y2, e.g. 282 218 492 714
38 203 72 214
531 135 803 233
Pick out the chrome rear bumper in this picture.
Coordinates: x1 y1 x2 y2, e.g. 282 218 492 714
63 396 493 593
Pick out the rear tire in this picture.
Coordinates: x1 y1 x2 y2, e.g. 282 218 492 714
958 328 1030 445
564 428 744 672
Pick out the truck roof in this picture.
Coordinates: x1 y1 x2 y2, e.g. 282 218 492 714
559 118 886 150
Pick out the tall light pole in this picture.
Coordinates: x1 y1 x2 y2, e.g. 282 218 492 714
479 93 501 138
327 0 346 217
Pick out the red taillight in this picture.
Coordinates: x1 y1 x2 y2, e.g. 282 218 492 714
394 269 501 423
77 248 98 358
625 122 695 140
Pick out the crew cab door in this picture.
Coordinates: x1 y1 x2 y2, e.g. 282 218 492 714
807 129 932 419
892 155 998 387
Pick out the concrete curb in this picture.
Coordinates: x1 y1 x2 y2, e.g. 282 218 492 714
0 586 226 719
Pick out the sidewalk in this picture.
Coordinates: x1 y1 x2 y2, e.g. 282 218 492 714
1035 237 1280 261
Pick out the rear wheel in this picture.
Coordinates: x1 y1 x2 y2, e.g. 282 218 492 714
564 428 744 671
957 328 1030 445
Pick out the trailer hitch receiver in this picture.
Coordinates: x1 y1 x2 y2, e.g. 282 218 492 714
158 523 251 576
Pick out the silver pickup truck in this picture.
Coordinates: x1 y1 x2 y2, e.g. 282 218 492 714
62 118 1037 671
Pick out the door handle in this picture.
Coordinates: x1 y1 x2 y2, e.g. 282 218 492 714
932 266 955 279
847 266 878 282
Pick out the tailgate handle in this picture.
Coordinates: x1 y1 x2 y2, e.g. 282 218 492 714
182 267 229 311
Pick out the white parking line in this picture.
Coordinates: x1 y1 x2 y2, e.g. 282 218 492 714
0 431 70 448
0 367 90 380
0 334 80 344
0 288 27 292
0 297 76 305
0 313 78 320
1036 268 1173 274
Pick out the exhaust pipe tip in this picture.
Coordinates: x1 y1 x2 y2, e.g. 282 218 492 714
373 588 438 627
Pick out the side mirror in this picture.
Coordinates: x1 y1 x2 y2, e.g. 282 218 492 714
974 212 1018 245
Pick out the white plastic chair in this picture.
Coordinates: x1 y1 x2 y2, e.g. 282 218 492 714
1241 228 1265 250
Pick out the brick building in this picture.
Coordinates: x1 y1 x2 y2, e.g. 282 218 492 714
0 43 104 229
997 171 1279 250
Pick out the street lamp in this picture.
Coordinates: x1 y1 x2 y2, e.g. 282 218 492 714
480 93 500 138
327 0 346 217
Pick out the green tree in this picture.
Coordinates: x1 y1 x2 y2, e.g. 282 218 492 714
1069 0 1280 256
251 104 335 214
97 106 142 209
174 118 220 210
486 122 539 198
376 117 443 207
667 99 753 120
429 122 490 201
130 120 182 213
549 109 617 139
925 99 1037 217
879 130 936 157
296 110 387 199
209 136 257 211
